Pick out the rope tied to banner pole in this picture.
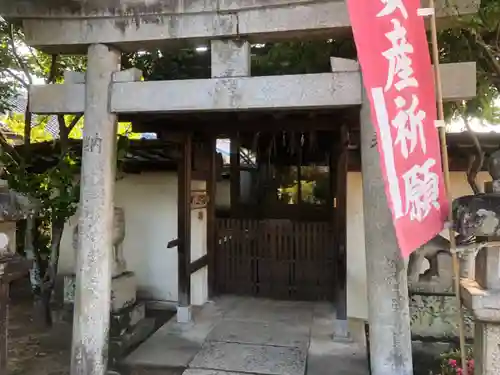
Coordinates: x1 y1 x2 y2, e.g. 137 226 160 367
426 0 469 373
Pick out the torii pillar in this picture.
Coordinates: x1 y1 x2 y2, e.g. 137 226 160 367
360 89 413 375
71 44 120 375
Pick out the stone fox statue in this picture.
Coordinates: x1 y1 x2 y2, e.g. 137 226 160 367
407 197 480 286
407 233 474 287
407 133 488 286
72 207 126 275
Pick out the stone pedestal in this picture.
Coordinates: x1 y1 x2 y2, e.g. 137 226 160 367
459 174 500 375
461 251 500 375
64 271 154 367
65 272 137 312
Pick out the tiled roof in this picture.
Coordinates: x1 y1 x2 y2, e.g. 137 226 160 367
16 139 179 173
3 95 60 137
2 95 157 141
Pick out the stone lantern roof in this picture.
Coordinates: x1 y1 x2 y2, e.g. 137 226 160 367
0 180 38 222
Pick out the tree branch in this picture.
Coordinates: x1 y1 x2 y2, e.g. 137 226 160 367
23 101 32 163
46 54 58 84
0 68 29 89
8 23 33 85
27 46 45 76
0 129 21 161
67 114 82 133
495 22 500 50
476 35 500 91
57 114 82 154
463 111 484 195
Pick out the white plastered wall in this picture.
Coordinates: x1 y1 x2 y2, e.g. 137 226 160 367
346 171 491 320
59 172 208 305
57 168 485 311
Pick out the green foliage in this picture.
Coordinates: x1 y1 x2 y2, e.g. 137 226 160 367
120 1 499 123
123 49 210 80
5 112 55 142
65 119 142 140
0 20 33 89
253 40 356 76
122 39 357 82
276 165 330 205
0 18 136 320
440 0 500 123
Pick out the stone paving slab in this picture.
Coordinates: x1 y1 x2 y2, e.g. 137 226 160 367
207 319 310 348
126 368 184 375
124 303 225 369
124 297 368 375
189 342 307 375
157 303 224 343
307 341 368 375
224 299 314 324
183 370 249 375
124 333 202 368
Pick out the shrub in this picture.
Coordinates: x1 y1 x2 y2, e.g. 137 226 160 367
440 348 474 375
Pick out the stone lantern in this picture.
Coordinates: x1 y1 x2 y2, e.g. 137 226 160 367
455 150 500 375
0 178 38 372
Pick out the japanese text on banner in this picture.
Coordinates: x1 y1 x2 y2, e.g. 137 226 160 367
346 0 448 256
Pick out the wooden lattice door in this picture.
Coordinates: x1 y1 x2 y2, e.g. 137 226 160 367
215 218 335 300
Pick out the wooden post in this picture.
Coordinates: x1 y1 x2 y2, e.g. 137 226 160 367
333 127 349 338
230 137 240 215
427 1 468 372
297 141 303 205
207 136 217 298
177 134 192 321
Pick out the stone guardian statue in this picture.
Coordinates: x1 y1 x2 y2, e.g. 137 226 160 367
72 207 126 277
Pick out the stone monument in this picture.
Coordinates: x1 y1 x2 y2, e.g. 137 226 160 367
64 206 154 366
72 207 127 277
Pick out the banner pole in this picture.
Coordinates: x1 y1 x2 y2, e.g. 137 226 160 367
428 1 468 373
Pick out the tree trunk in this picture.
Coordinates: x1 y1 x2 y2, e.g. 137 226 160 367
24 217 41 294
41 218 65 327
47 219 64 286
25 217 49 326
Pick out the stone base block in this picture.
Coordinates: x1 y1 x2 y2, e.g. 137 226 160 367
410 292 474 339
461 278 500 322
109 317 156 368
110 302 146 337
63 271 137 312
177 305 192 323
332 319 351 342
111 272 137 311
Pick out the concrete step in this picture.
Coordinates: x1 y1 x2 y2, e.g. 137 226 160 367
110 317 157 367
111 302 146 337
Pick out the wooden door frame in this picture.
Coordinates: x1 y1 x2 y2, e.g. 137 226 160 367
207 135 217 298
177 133 192 307
333 125 348 320
208 130 348 303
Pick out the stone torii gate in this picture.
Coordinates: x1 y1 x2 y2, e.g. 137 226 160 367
0 1 478 375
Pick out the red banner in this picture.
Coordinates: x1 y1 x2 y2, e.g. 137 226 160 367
346 0 448 257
